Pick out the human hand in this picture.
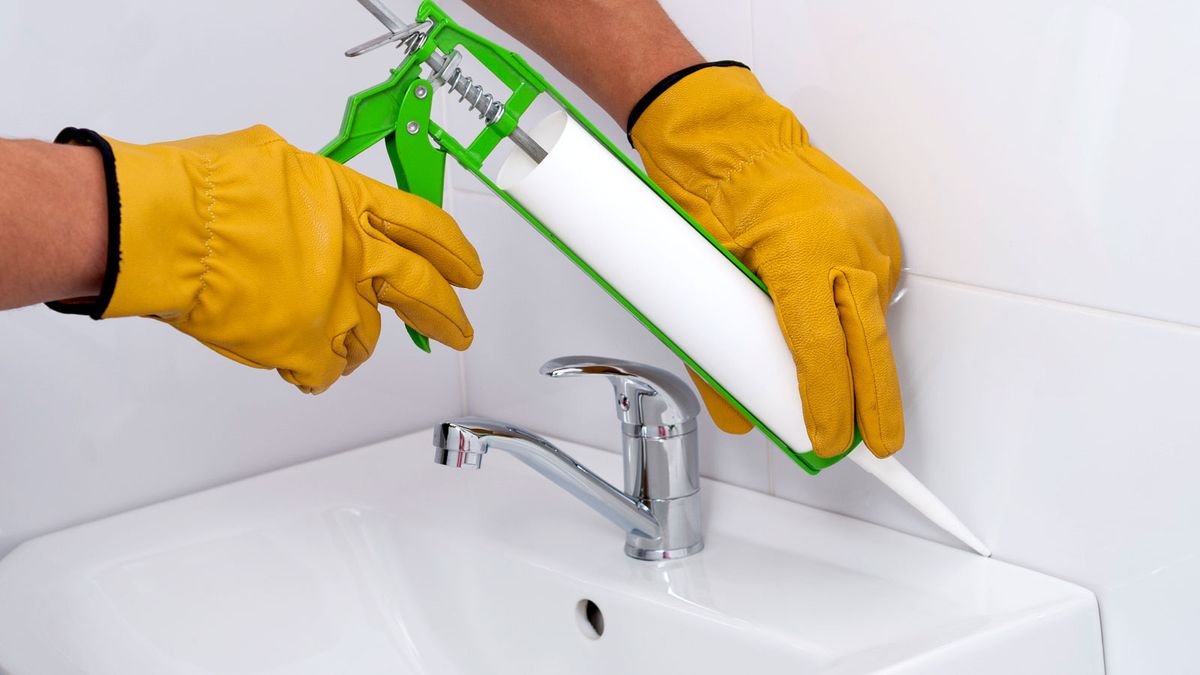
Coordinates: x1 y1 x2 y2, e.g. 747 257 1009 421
629 65 903 458
52 125 481 393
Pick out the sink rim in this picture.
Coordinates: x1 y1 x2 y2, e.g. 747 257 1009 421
0 429 1101 674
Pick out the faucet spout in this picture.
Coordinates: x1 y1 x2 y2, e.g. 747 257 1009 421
433 417 660 540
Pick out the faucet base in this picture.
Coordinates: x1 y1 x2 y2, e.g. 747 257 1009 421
625 540 705 561
623 492 704 561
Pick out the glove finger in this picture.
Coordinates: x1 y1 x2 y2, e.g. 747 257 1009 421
685 366 753 434
254 298 380 394
197 336 348 396
766 269 856 457
335 296 382 377
368 240 475 351
342 165 483 289
277 354 345 396
275 316 382 394
832 267 905 457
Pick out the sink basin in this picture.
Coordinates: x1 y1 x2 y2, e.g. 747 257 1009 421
0 431 1102 674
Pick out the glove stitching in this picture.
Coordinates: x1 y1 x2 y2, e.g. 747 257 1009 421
182 152 218 325
701 144 798 254
700 148 770 203
377 279 472 342
638 147 746 257
700 141 806 204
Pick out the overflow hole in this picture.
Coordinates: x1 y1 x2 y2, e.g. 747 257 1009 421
575 599 604 639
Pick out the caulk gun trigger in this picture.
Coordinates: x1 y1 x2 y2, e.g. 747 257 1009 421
406 324 432 353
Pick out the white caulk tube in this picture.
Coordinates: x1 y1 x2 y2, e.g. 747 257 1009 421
498 111 988 556
499 111 809 450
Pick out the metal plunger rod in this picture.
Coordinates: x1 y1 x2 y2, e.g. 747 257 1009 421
356 0 404 32
506 126 549 164
424 51 548 164
351 0 548 163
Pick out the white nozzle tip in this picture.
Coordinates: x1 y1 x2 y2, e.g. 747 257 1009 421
849 449 991 557
962 535 993 558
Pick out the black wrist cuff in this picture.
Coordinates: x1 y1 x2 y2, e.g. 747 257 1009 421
45 127 121 319
625 60 750 143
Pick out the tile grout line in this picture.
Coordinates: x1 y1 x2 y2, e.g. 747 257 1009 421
442 183 472 416
749 1 771 496
765 439 776 496
746 0 757 70
457 349 470 415
906 272 1200 333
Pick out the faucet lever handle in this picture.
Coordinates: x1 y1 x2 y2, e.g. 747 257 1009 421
540 356 701 429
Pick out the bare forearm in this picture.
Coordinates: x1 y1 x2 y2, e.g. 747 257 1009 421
0 139 107 310
463 0 702 125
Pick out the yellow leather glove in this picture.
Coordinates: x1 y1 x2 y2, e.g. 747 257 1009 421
51 125 481 393
629 64 904 458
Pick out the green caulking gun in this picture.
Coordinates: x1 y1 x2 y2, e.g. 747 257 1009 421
321 0 990 556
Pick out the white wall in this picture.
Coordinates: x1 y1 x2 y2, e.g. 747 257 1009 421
3 1 1198 673
440 1 1200 673
0 1 467 555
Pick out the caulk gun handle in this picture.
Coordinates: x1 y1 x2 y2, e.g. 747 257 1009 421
384 125 449 354
319 131 437 354
316 66 447 353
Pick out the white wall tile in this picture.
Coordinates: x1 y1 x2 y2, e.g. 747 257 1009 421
0 0 466 555
0 0 411 178
749 4 1200 669
0 308 462 556
452 190 771 493
751 0 1200 327
770 274 1200 672
658 0 756 67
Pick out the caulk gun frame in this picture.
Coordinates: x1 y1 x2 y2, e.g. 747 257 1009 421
322 0 849 475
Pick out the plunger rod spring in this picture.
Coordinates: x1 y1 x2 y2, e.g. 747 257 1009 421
425 51 548 164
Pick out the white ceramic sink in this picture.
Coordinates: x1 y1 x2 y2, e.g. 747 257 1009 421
0 430 1102 674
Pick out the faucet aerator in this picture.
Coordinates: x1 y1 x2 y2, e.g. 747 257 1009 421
433 447 485 468
433 421 488 469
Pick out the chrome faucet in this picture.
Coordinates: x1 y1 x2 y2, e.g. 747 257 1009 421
432 356 704 560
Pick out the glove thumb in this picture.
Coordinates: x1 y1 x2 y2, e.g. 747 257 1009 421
685 366 754 434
